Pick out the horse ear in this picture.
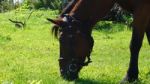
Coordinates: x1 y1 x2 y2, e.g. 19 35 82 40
47 18 63 26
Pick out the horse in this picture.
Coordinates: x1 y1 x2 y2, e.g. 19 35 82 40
47 0 150 83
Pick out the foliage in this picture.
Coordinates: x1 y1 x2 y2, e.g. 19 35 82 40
21 0 62 10
0 0 14 12
49 0 62 10
20 0 32 9
0 0 62 12
0 10 150 84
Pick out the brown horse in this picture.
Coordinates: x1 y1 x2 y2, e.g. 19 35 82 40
48 0 150 83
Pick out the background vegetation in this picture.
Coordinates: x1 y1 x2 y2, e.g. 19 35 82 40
0 0 62 12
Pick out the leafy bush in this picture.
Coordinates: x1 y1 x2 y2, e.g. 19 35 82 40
49 0 62 10
21 0 32 9
0 0 14 12
21 0 62 10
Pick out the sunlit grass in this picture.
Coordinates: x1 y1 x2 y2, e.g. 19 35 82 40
0 10 150 84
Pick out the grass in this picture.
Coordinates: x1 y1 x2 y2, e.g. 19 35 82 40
0 10 150 84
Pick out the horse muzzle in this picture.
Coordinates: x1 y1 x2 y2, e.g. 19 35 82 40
60 64 79 81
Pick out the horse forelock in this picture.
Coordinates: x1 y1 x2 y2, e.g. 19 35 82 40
51 0 80 39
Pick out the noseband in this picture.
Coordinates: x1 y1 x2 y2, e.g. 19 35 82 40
59 14 93 69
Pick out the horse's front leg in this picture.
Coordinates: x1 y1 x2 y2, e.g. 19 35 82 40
125 27 144 82
121 4 150 83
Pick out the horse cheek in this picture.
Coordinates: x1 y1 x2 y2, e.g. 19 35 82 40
75 35 89 60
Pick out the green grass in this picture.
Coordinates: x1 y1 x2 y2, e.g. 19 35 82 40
0 10 150 84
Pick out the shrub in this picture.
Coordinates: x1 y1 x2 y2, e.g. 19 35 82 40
0 0 14 12
21 0 62 10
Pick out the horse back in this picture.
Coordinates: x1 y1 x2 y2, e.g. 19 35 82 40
118 0 150 13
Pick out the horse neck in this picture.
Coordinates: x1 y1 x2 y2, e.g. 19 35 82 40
69 0 96 24
60 0 78 17
69 0 116 27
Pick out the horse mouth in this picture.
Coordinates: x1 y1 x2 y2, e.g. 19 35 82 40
59 62 82 81
60 68 79 81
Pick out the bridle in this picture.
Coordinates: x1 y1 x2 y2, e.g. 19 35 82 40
58 14 93 72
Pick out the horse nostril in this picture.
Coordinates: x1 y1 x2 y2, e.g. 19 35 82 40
69 64 77 72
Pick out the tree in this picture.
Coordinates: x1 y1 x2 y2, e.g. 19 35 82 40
0 0 15 12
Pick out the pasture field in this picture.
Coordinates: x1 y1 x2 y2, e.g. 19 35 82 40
0 10 150 84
